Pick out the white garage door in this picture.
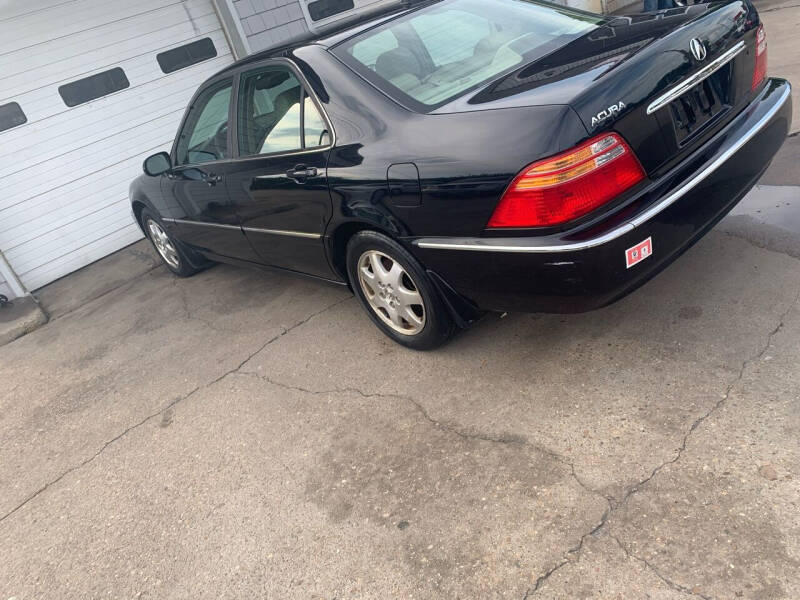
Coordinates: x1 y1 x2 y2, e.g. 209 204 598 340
0 0 235 294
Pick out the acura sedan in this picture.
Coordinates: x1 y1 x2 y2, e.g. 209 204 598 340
130 0 791 349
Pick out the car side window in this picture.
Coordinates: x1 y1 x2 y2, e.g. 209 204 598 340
175 79 232 165
237 65 330 157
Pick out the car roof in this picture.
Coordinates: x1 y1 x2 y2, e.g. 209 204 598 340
213 0 438 77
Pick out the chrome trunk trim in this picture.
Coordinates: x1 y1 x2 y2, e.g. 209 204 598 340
646 41 746 115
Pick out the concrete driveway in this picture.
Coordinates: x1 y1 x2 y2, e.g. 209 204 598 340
2 178 800 598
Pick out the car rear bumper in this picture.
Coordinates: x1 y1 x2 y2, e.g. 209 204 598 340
410 78 792 314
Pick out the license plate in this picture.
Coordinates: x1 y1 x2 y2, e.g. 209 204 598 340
669 68 731 145
626 237 653 269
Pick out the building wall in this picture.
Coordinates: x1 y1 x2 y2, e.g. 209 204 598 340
233 0 310 52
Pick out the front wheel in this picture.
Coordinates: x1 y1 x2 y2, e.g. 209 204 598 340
141 208 201 277
346 231 455 350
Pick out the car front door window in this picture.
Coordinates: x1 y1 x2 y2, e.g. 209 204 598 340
176 80 232 165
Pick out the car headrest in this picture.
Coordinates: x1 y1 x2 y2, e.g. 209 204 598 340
375 46 425 82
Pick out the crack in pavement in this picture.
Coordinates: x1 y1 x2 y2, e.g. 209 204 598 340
236 368 609 500
522 282 800 597
0 295 352 527
234 368 617 582
609 533 710 599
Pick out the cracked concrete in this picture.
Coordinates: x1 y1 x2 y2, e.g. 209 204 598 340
3 203 800 596
0 293 351 527
524 283 800 599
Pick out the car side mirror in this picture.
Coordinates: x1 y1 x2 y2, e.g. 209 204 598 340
143 152 172 176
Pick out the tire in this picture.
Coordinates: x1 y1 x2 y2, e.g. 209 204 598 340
141 208 202 277
346 230 455 350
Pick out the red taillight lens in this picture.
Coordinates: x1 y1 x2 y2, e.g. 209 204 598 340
751 24 767 90
487 133 646 228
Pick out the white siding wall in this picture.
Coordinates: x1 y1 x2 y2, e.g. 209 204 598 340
0 0 234 292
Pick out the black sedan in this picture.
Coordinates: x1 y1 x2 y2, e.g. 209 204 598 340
130 0 791 349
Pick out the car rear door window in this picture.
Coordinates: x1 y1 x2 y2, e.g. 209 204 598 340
237 66 329 157
333 0 601 111
175 79 232 165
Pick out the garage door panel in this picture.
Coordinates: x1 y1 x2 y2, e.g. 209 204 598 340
8 203 134 271
1 7 222 98
3 32 231 120
0 52 232 209
4 40 231 125
0 84 199 170
0 0 235 292
0 0 180 54
17 225 144 292
2 179 138 251
9 202 130 265
5 49 230 136
0 0 80 23
0 102 186 184
0 2 217 81
2 109 184 204
1 160 144 235
0 52 230 153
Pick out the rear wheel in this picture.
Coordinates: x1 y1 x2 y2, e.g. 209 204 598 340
346 231 454 350
141 208 201 277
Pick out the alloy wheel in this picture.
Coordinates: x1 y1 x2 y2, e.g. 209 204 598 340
147 219 180 269
357 250 426 335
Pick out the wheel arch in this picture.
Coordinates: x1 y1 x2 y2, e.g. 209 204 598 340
325 219 483 328
326 220 398 283
131 200 148 233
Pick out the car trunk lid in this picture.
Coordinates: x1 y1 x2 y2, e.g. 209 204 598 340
443 1 762 176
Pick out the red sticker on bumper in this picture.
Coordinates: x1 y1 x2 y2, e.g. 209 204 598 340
625 237 653 269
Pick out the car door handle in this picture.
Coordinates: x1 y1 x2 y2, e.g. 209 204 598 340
204 172 223 186
286 165 317 181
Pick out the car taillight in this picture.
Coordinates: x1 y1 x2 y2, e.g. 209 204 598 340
487 133 646 228
751 24 767 90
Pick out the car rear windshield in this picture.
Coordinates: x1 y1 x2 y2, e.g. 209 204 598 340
332 0 601 111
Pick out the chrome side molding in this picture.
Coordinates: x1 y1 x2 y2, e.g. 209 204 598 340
243 226 321 239
646 41 746 115
166 218 240 230
162 218 321 239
